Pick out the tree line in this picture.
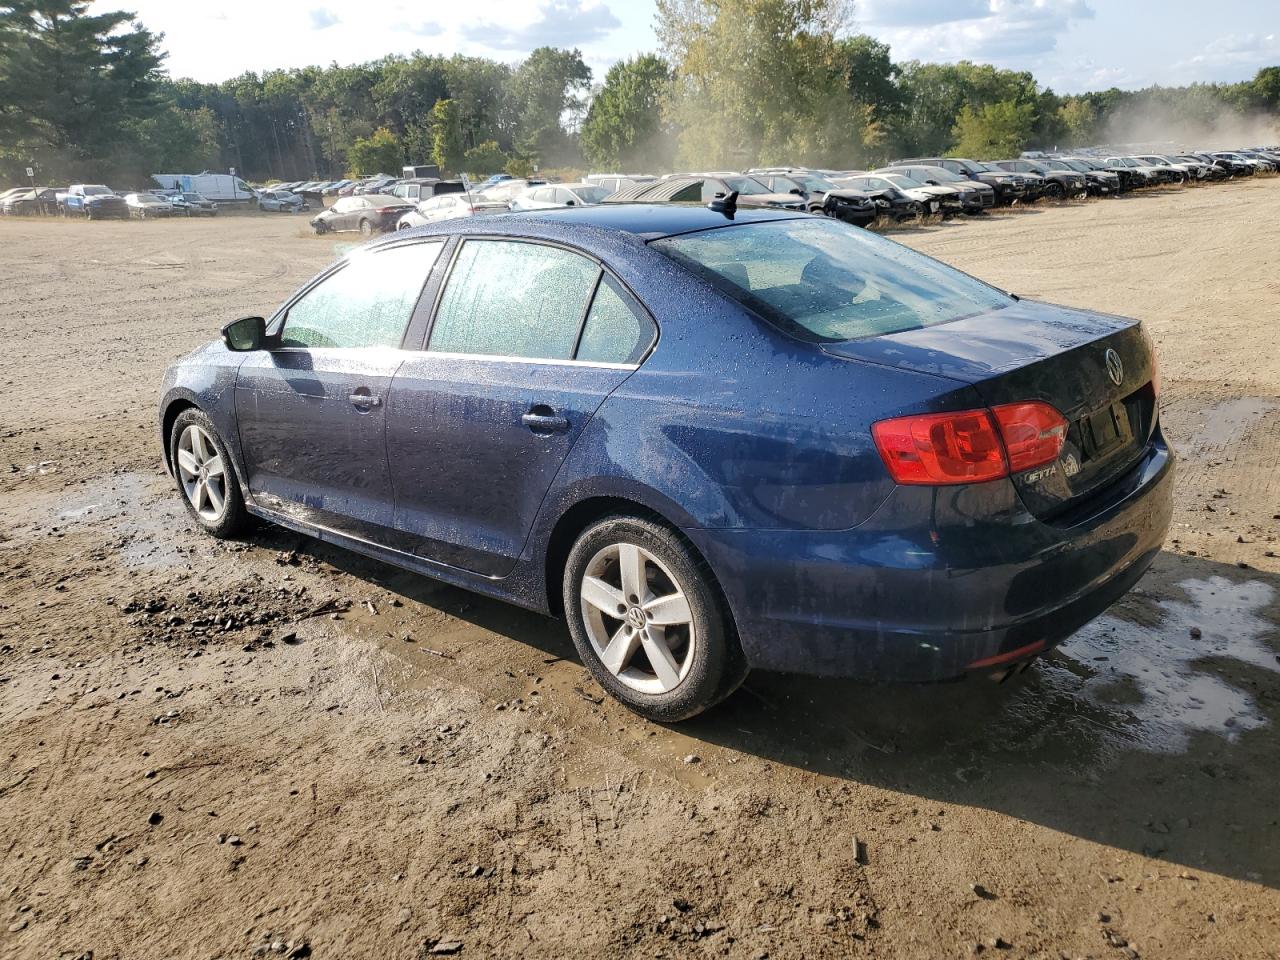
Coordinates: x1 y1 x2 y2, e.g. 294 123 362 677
2 0 1278 186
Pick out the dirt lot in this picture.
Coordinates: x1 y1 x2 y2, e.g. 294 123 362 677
1 184 1278 960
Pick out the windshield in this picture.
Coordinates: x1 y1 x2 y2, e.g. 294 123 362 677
1060 159 1090 171
792 173 837 192
573 185 611 203
182 193 204 201
83 185 111 195
917 167 966 183
652 218 1010 343
720 176 772 196
883 174 929 189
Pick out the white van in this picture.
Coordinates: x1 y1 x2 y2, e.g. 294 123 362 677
151 173 257 202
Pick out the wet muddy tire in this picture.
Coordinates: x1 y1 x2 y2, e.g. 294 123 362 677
562 516 744 722
358 218 373 237
169 407 251 539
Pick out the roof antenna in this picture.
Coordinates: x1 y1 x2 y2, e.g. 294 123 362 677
708 189 738 216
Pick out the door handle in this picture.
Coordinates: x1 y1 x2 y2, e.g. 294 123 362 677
349 392 382 409
522 407 569 433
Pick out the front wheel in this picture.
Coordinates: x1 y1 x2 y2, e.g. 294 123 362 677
358 218 373 236
563 516 745 722
169 408 251 538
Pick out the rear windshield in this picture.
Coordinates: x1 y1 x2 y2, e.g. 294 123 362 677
652 218 1010 342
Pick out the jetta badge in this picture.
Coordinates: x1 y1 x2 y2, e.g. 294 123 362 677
1105 348 1124 386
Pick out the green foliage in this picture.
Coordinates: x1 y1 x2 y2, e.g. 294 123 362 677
950 100 1036 159
504 155 535 178
581 54 673 171
430 99 464 175
657 0 880 168
0 0 166 181
462 140 508 177
346 126 402 178
2 0 1278 187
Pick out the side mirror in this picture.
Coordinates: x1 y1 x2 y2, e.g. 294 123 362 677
565 199 576 206
222 315 266 351
789 187 805 196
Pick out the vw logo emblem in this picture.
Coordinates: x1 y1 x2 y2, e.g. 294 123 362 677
626 607 647 629
1105 348 1124 386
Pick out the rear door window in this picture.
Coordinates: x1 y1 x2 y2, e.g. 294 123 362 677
280 242 444 349
576 275 655 365
428 240 600 360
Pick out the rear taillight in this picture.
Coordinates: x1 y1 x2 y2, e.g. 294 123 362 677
990 401 1068 472
873 401 1067 486
872 410 1007 485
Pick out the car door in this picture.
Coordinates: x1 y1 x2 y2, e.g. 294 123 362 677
385 238 657 576
235 239 445 541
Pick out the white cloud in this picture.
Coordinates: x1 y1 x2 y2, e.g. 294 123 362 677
308 7 340 29
460 0 621 52
1172 32 1278 81
864 0 1094 64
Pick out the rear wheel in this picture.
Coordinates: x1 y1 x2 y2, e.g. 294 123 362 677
169 408 250 539
563 516 745 722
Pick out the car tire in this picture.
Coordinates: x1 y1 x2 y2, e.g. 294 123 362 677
1046 182 1065 201
562 516 745 722
169 408 251 539
358 218 373 236
313 221 328 235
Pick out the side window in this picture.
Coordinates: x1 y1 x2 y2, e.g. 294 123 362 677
428 240 600 360
576 275 655 365
280 242 443 349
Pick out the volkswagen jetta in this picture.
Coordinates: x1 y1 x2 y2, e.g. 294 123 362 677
159 204 1173 721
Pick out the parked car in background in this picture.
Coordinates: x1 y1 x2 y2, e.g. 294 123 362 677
585 173 657 194
829 174 925 220
604 174 807 211
873 172 968 214
152 173 255 202
322 180 353 196
874 165 993 211
390 179 468 203
257 189 308 213
1042 158 1120 195
510 182 613 211
1139 155 1207 180
167 191 219 216
1214 150 1275 173
124 192 175 218
353 177 397 195
1103 157 1171 185
58 184 129 219
1072 156 1146 191
396 193 509 229
477 178 550 203
311 194 414 235
1173 154 1229 180
899 157 1029 204
992 158 1087 199
834 174 941 218
161 203 1172 721
1 186 61 216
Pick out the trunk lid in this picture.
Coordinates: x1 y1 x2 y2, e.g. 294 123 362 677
823 300 1159 520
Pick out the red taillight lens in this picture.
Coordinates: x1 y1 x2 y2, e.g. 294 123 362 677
990 401 1067 472
873 401 1068 485
872 409 1007 485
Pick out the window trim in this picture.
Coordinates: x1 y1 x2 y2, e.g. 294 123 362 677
417 235 658 368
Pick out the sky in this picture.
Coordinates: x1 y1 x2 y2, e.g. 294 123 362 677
93 0 1278 94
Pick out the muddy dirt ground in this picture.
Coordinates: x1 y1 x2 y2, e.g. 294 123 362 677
1 183 1278 960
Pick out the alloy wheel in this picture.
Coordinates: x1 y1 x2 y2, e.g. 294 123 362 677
176 424 227 522
580 542 696 695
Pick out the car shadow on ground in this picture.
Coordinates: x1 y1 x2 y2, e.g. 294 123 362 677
256 525 1280 890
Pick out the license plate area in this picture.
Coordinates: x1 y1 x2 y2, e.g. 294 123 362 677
1079 401 1133 462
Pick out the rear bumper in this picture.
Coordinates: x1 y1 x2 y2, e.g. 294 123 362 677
688 433 1174 682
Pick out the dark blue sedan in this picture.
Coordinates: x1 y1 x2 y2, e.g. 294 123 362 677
158 203 1173 721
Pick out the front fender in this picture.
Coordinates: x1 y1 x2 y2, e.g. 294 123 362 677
158 342 248 494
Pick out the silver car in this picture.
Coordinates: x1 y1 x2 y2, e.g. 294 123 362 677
395 193 509 230
257 189 307 213
509 183 612 211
